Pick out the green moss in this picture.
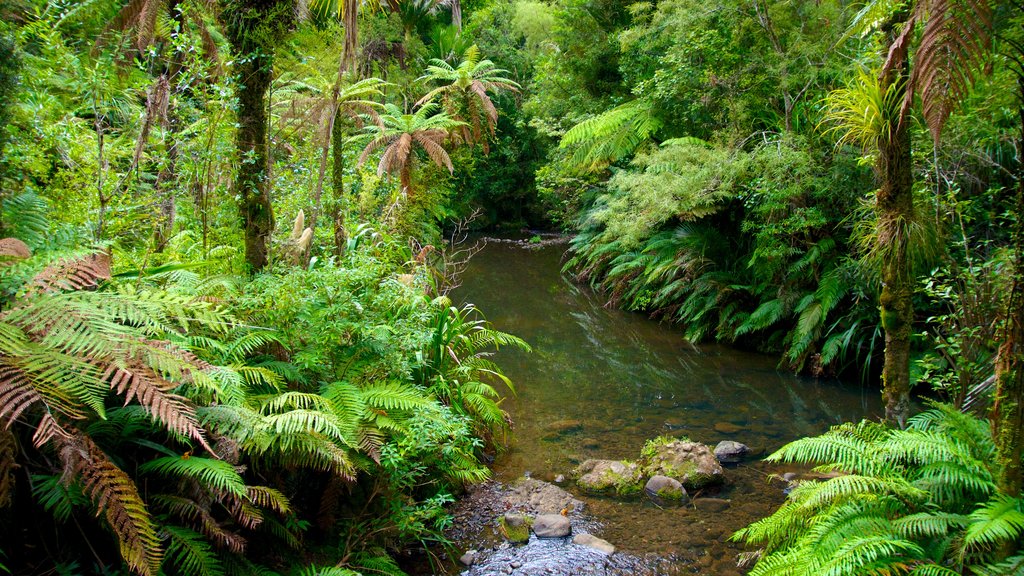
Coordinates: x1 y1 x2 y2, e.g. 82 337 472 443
640 435 690 461
498 515 532 543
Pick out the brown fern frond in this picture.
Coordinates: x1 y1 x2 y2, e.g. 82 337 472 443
59 433 163 576
0 367 44 427
32 412 71 448
316 475 345 530
0 238 32 263
913 0 993 143
103 361 215 454
246 485 291 515
225 494 263 530
28 252 112 295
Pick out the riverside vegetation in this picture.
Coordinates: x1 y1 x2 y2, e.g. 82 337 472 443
0 0 1023 574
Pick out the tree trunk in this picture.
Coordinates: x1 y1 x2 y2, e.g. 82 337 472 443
331 109 348 258
877 17 915 429
234 53 275 272
991 76 1024 499
223 0 293 272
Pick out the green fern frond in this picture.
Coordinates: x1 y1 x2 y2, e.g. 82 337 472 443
361 382 430 412
162 525 226 576
963 495 1024 551
140 456 247 498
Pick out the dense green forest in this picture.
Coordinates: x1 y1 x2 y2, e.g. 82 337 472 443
1 0 1023 574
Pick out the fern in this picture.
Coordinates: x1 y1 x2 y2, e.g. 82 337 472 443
963 495 1024 551
140 456 247 498
559 99 661 172
738 406 1022 576
162 525 226 576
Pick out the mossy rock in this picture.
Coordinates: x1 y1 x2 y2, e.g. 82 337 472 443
574 459 643 497
640 439 723 490
499 513 532 544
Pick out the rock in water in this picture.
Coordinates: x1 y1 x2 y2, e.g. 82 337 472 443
644 475 688 502
459 550 478 566
573 533 615 555
574 459 643 496
640 440 724 490
532 514 571 538
714 440 750 464
500 513 531 543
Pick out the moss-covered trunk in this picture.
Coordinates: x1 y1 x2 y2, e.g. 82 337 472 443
233 53 274 271
877 19 914 429
331 109 347 258
223 0 292 272
992 76 1024 498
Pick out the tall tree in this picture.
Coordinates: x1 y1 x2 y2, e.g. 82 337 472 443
875 6 916 428
221 0 294 271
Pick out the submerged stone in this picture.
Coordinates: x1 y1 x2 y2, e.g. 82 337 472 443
644 475 688 502
573 533 615 555
714 440 750 464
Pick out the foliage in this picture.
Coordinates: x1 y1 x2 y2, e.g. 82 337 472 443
735 404 1024 575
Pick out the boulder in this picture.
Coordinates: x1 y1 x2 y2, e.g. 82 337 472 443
505 477 583 515
714 440 750 464
532 514 571 538
499 513 531 543
574 459 643 496
542 419 584 441
573 533 615 555
640 439 724 490
644 475 688 502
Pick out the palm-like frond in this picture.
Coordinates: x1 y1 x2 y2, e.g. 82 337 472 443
415 45 519 152
356 103 464 193
560 99 661 172
912 0 993 144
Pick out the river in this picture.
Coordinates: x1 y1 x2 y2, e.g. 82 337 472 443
441 236 881 574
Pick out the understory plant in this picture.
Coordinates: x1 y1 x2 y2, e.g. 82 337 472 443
734 404 1024 575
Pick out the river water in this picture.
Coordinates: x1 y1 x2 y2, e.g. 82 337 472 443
445 237 882 574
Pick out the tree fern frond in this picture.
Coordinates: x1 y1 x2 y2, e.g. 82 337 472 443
140 456 247 498
162 525 226 576
59 434 163 576
963 495 1024 550
560 99 660 172
912 0 993 144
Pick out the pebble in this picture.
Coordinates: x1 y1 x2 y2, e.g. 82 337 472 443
554 474 566 483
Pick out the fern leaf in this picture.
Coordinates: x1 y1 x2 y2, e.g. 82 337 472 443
59 433 163 576
963 495 1024 550
162 525 226 576
140 456 247 498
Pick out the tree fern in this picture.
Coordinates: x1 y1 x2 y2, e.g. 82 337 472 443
559 99 661 172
